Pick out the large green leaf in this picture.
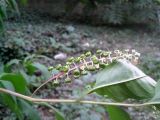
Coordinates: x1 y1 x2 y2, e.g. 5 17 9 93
89 60 156 101
0 73 27 94
106 106 131 120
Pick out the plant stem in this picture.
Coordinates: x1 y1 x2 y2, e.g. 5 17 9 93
0 87 154 107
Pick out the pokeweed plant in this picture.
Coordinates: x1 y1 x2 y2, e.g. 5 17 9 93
0 49 160 120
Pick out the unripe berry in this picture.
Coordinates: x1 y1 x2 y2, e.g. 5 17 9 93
67 57 74 62
99 63 108 68
61 65 69 72
86 65 96 71
73 69 80 78
75 57 81 63
85 51 92 57
80 54 86 59
55 64 62 70
81 70 88 75
96 50 102 54
52 80 60 87
48 66 54 71
91 55 99 64
65 77 71 83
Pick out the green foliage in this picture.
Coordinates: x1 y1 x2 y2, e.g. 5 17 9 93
67 0 158 24
0 0 19 29
0 38 26 63
0 56 51 119
0 73 40 119
0 50 160 120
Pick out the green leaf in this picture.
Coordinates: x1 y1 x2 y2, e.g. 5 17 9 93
18 99 41 120
89 60 156 101
0 5 7 18
4 59 21 73
8 0 20 15
106 106 131 120
0 73 27 94
0 80 23 119
32 62 50 79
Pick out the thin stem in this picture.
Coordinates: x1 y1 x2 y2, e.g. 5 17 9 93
0 87 153 107
32 72 64 96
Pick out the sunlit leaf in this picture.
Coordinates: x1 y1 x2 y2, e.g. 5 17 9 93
89 60 156 101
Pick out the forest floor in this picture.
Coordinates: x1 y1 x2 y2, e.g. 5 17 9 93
1 13 160 120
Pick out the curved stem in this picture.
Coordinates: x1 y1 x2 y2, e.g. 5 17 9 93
31 72 64 96
0 87 153 107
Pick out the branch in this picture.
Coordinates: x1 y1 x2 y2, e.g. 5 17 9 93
0 87 153 107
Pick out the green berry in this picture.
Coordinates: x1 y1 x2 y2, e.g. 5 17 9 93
52 80 60 87
48 66 54 71
91 55 99 64
65 77 72 83
86 65 96 71
73 69 80 78
75 57 81 63
80 54 86 59
66 62 72 65
96 50 102 54
61 65 69 72
55 64 62 70
102 52 109 57
67 57 74 62
99 63 108 68
81 70 88 75
73 69 80 75
85 51 92 57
